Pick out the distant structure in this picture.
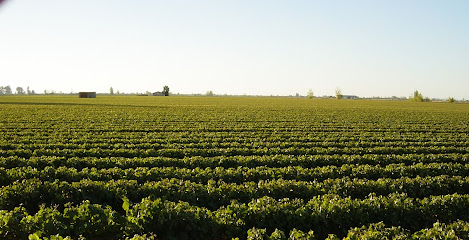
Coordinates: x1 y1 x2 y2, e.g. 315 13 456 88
342 95 358 100
79 92 96 98
152 92 164 96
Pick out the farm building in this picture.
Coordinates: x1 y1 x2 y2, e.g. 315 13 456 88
342 95 358 100
79 92 96 98
152 92 164 96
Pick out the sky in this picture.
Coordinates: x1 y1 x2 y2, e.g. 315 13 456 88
0 1 468 99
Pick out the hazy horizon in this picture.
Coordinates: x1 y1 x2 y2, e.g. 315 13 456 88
1 1 468 99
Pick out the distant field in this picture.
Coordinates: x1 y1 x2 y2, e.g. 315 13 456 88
1 95 469 239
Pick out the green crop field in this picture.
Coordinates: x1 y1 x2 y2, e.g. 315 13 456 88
1 95 469 239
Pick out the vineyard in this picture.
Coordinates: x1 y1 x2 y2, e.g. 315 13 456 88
1 95 469 240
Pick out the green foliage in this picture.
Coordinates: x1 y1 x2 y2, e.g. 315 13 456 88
307 89 314 99
125 233 157 240
448 97 455 103
344 221 469 240
247 227 267 240
335 88 343 99
409 90 423 102
409 90 432 102
244 227 313 240
288 229 315 240
162 85 169 96
0 207 29 239
122 197 130 213
28 233 73 240
270 229 287 240
0 95 469 239
324 234 340 240
344 222 409 240
412 221 469 239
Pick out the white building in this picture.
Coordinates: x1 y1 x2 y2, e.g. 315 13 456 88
342 95 358 100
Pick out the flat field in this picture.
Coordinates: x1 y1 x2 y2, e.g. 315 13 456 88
1 95 469 239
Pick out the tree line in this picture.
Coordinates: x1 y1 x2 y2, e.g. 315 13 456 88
0 85 459 102
0 86 36 95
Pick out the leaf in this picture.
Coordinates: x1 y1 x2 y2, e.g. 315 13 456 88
122 197 130 212
28 232 41 240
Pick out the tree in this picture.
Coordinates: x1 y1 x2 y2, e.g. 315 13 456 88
448 97 455 103
409 90 424 102
335 88 343 99
206 90 214 96
5 85 12 95
307 89 314 99
163 86 169 96
16 87 24 95
110 86 114 95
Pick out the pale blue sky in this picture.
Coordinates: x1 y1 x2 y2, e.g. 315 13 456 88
1 1 468 99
